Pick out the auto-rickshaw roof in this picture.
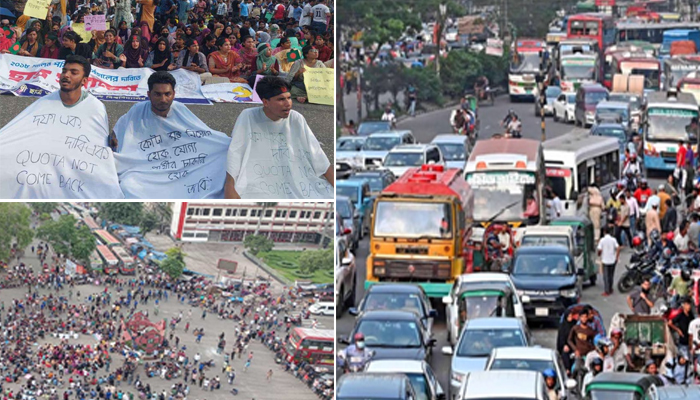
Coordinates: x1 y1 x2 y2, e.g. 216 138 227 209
457 281 512 298
550 215 593 228
587 372 663 393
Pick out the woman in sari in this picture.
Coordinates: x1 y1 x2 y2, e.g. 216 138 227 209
145 38 175 71
272 36 294 74
208 37 247 83
255 42 278 76
123 34 149 68
285 45 326 103
238 35 257 79
18 27 41 57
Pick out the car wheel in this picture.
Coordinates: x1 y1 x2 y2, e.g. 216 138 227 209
553 110 559 122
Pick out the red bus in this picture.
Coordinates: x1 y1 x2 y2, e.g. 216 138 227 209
94 229 120 248
112 246 136 275
82 216 100 231
611 52 661 91
283 328 334 368
567 13 617 53
96 245 119 275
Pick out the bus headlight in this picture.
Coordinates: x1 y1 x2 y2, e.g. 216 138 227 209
374 267 386 276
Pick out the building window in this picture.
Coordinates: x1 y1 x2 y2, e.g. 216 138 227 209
213 208 223 216
240 209 248 217
232 209 238 216
187 208 195 216
202 208 211 216
250 209 258 217
299 211 308 219
265 209 273 217
225 209 232 216
324 212 331 220
289 210 297 218
275 210 287 218
313 211 322 219
183 232 195 238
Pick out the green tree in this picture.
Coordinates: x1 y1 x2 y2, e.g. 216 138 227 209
98 203 143 226
36 215 96 263
254 203 278 235
243 234 274 256
140 212 160 235
298 249 334 275
160 247 187 279
71 226 97 263
0 203 34 262
40 213 52 222
29 203 57 215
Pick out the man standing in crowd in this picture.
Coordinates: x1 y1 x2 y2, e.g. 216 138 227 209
598 227 620 297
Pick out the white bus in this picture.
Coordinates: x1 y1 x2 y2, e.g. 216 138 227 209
543 131 621 216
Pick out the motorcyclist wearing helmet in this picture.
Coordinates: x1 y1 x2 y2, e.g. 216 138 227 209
337 332 373 373
662 231 679 259
501 109 518 127
542 369 559 400
665 348 691 385
634 179 652 208
582 357 605 395
585 335 614 372
474 76 490 100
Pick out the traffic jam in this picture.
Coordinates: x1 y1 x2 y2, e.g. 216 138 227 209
336 2 700 400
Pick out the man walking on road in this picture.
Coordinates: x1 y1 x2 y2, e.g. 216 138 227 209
598 227 620 296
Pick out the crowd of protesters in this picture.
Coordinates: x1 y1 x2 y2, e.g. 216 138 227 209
0 0 333 97
0 236 333 400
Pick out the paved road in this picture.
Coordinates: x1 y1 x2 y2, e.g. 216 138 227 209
0 95 334 163
337 94 667 395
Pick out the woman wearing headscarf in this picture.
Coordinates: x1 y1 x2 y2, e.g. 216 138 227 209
58 30 92 59
269 24 280 41
273 36 293 74
18 28 41 57
257 31 270 45
255 42 278 76
40 32 61 59
196 27 210 46
58 25 72 43
285 45 326 103
176 39 211 84
88 31 106 59
117 20 131 45
15 15 30 35
184 25 196 41
208 37 247 83
145 37 174 71
123 34 149 68
238 35 257 78
94 29 124 69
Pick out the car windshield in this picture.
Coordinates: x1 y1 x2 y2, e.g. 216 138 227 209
337 186 359 204
567 94 576 103
585 91 609 104
520 235 569 248
589 390 639 400
490 359 555 373
463 295 502 319
597 107 628 121
356 320 422 347
546 86 562 98
465 171 536 222
337 138 365 151
510 52 541 74
358 122 391 135
513 254 573 275
337 200 352 219
435 143 467 161
646 107 699 142
362 293 425 316
620 63 659 89
457 328 526 357
352 175 384 192
594 127 627 144
407 373 430 400
609 94 641 110
373 201 453 239
384 152 424 167
363 137 401 151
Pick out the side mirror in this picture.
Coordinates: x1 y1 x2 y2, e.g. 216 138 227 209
441 346 453 356
348 307 359 316
442 296 452 305
565 378 577 390
521 295 531 303
429 309 438 318
337 337 350 345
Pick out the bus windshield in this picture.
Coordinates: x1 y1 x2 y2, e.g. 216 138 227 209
620 63 659 88
510 52 540 74
373 201 453 239
465 171 536 221
646 107 699 141
561 60 596 80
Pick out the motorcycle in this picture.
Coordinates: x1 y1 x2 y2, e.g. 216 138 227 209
336 349 375 373
476 86 495 106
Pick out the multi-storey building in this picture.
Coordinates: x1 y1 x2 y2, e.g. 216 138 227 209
170 202 334 246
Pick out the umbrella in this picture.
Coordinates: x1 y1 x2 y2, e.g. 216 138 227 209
0 7 14 18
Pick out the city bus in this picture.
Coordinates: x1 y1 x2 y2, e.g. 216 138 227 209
643 90 699 171
567 13 616 53
602 42 655 88
559 53 599 93
610 52 661 91
463 138 546 241
367 164 473 297
663 56 700 90
89 249 103 274
283 328 334 370
660 29 700 60
508 39 544 101
94 229 120 248
96 245 119 275
543 132 622 216
112 246 136 275
617 21 700 45
677 72 700 104
82 216 100 231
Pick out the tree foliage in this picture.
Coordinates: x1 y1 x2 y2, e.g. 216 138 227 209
161 247 187 279
440 49 510 98
139 212 160 235
36 215 96 263
29 203 57 215
98 203 144 226
244 234 274 256
298 249 334 275
0 203 34 262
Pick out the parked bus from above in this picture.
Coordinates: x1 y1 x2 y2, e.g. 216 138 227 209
283 328 334 371
602 42 656 88
610 52 661 91
89 249 103 274
96 245 119 275
112 246 136 275
82 216 100 231
94 229 120 248
663 56 700 90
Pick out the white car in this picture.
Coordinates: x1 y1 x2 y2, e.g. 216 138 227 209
337 136 367 170
442 273 525 346
383 144 445 178
430 134 470 171
485 347 577 399
309 301 335 316
335 238 356 318
360 131 416 168
552 92 576 123
365 360 445 400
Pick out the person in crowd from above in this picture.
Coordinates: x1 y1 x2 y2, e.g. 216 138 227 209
123 34 149 68
238 35 258 78
39 32 60 59
18 27 41 57
255 42 279 76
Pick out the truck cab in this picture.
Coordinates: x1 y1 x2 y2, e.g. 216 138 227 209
518 225 593 284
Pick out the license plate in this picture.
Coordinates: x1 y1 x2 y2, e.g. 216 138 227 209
535 308 549 316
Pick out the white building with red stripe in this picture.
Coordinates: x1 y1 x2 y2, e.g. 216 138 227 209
170 202 334 245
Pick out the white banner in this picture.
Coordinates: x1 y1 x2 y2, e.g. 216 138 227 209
0 54 211 104
65 259 77 276
486 38 504 57
200 82 262 103
113 101 232 199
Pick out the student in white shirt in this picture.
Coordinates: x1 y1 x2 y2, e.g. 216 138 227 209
597 226 620 296
310 0 331 33
224 76 333 199
300 1 313 27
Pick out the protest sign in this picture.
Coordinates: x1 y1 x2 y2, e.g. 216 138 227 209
23 0 51 20
0 91 124 199
200 83 261 103
113 102 231 199
251 74 264 103
71 23 93 43
84 15 107 31
486 38 504 57
303 68 333 105
0 54 211 104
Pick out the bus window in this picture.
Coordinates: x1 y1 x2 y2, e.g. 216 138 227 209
577 161 588 193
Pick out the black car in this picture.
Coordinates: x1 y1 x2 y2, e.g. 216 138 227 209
508 246 583 322
349 284 437 337
337 373 418 400
340 310 436 362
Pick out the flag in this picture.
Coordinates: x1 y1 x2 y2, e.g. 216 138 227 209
287 49 301 62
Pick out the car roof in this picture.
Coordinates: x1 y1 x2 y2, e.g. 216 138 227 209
462 371 541 398
597 101 629 109
458 272 511 284
359 310 422 321
523 225 573 235
369 131 412 138
365 360 425 374
388 144 434 153
338 373 407 398
339 136 367 141
490 346 556 361
431 134 468 144
367 284 425 294
594 122 626 129
337 179 368 188
465 317 523 329
515 245 571 255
